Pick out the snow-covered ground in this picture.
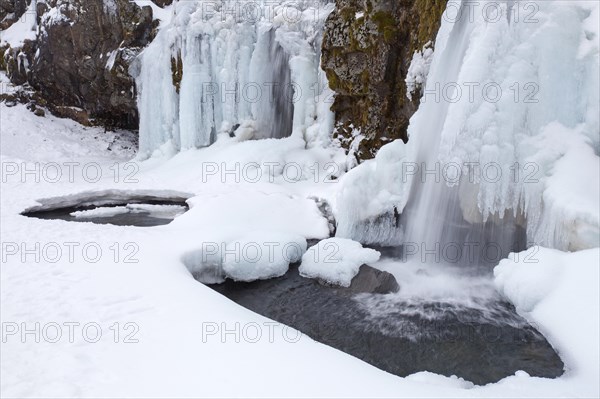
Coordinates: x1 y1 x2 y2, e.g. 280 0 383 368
1 101 599 398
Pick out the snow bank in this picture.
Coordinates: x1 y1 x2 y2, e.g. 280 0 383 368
299 238 381 287
183 231 307 283
223 231 307 282
494 247 600 397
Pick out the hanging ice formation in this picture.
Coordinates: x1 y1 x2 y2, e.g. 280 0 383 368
134 0 335 157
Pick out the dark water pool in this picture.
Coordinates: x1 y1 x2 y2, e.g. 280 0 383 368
22 198 188 227
209 263 564 385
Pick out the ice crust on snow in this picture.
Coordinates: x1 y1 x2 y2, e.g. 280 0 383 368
71 204 187 219
299 238 381 287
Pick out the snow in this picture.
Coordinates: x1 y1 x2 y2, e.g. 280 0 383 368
130 0 172 23
105 50 118 71
223 231 307 282
40 5 71 27
2 0 600 397
183 230 308 283
71 206 130 218
299 238 381 287
71 204 187 219
494 247 600 398
335 140 409 245
406 43 434 100
103 0 118 17
1 72 600 397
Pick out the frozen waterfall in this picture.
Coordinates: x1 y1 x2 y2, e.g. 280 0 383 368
336 0 599 253
134 0 335 157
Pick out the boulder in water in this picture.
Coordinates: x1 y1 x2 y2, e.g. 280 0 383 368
315 264 400 295
344 265 400 295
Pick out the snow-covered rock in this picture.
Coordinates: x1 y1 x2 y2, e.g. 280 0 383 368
223 232 307 282
299 238 381 287
183 231 308 284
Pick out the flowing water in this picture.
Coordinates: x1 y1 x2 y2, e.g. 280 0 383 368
210 260 564 385
205 1 568 382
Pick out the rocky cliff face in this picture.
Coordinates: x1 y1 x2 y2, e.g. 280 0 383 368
0 0 28 30
2 0 446 141
1 0 162 128
322 0 446 162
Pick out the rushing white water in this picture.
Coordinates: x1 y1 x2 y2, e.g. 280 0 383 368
402 1 477 255
337 0 600 253
134 0 335 157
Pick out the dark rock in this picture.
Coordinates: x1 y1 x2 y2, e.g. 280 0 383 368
33 107 45 117
4 39 37 85
322 0 447 162
344 264 400 294
52 105 90 126
151 0 173 7
229 123 241 138
311 197 337 236
3 0 159 129
0 82 40 106
311 264 399 295
0 0 29 30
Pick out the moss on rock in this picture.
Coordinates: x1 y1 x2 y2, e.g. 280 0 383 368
171 52 183 94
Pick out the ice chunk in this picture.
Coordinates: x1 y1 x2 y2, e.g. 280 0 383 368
71 204 187 220
335 140 410 245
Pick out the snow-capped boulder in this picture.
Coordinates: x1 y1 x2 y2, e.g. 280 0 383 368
299 238 381 287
